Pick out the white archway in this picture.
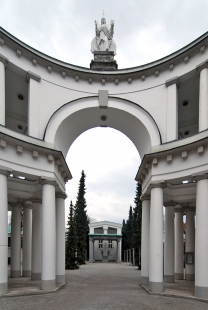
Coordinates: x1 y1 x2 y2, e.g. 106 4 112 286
44 97 161 159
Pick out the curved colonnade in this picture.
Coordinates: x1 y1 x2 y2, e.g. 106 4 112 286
0 27 208 298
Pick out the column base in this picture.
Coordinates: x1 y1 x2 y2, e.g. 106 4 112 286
149 281 163 292
22 270 31 277
11 270 21 278
141 276 149 285
56 274 65 284
195 286 208 299
164 275 174 283
0 282 7 295
185 274 195 281
41 279 56 291
31 272 41 280
175 272 183 280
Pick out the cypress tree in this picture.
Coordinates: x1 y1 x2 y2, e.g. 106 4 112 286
74 170 89 265
125 206 133 250
132 182 142 268
65 201 79 269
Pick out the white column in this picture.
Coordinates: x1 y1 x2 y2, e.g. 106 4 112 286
174 208 184 280
22 206 32 277
0 55 8 126
27 71 41 138
195 175 208 299
0 170 9 295
149 184 164 292
198 63 208 131
185 208 195 281
89 238 94 263
31 198 42 280
141 195 150 285
56 193 67 284
10 204 21 278
165 77 179 141
164 202 175 283
41 180 56 291
117 238 121 263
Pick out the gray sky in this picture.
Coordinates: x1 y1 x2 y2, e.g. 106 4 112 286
1 0 208 224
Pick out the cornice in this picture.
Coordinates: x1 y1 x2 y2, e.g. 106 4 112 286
1 27 208 80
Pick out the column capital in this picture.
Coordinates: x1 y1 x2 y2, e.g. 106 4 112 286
55 192 67 200
165 76 180 88
194 174 208 182
141 194 150 201
9 202 21 208
196 59 208 73
0 169 10 177
0 54 9 66
30 197 42 204
174 206 185 213
26 70 41 83
149 182 166 190
164 200 177 207
41 179 56 187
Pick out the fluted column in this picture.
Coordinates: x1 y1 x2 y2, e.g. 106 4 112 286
185 208 195 281
0 169 9 295
149 184 165 292
10 204 21 278
41 180 56 291
174 207 184 280
56 192 67 284
195 175 208 299
141 194 150 285
165 77 179 141
164 201 175 283
0 55 8 126
31 198 42 280
22 205 32 277
197 62 208 131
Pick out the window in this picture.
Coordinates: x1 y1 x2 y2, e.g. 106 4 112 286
108 240 113 249
98 240 103 248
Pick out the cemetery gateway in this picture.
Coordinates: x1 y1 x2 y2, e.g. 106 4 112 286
0 19 208 299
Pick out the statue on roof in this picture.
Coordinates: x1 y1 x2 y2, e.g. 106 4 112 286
91 17 116 54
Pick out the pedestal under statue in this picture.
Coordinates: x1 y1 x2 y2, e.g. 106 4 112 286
90 17 118 71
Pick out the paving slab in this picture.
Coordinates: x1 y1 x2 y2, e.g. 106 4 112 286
0 263 208 310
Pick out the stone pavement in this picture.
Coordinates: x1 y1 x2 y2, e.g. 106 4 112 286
0 263 208 310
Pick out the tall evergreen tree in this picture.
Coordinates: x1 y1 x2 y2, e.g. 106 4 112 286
122 219 127 261
65 201 79 269
125 206 133 250
74 170 89 265
132 182 142 268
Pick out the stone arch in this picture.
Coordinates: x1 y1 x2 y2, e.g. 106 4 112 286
44 97 161 159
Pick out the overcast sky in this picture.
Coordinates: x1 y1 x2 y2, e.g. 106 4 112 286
1 0 208 224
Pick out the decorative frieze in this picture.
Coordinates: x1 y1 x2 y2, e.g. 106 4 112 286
128 78 132 84
169 64 174 71
101 78 106 85
0 139 6 149
16 146 23 154
152 158 158 166
155 70 159 77
47 154 54 162
197 146 204 155
167 155 173 163
32 59 37 66
16 49 21 57
141 75 145 81
88 78 93 84
61 71 66 78
32 150 38 159
0 38 4 46
55 159 60 166
181 151 188 159
184 56 189 63
47 66 52 73
115 78 119 85
75 75 79 82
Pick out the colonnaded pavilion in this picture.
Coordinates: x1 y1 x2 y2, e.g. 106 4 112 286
0 18 208 299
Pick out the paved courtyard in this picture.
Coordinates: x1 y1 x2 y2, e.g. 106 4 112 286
0 263 208 310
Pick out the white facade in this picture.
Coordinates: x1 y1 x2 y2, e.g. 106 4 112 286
0 26 208 298
89 221 122 263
